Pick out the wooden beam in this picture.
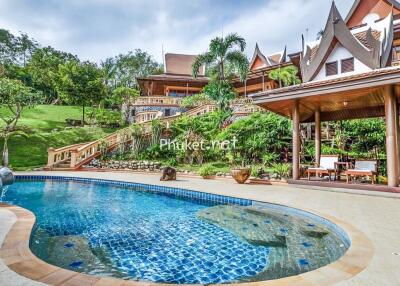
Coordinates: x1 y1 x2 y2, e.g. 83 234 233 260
384 85 399 187
292 100 300 180
315 109 321 166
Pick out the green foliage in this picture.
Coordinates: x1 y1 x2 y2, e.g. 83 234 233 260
54 61 106 123
198 164 217 178
341 119 386 158
262 153 280 166
271 163 291 179
101 49 163 90
180 93 213 108
268 65 301 87
192 33 249 81
27 46 78 103
0 29 38 66
219 112 291 166
203 79 237 112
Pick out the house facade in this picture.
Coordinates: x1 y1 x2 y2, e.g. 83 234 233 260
130 46 289 123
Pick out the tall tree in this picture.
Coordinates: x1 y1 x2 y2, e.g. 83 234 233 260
54 61 106 125
28 46 78 103
192 33 249 81
0 78 40 167
101 49 163 90
192 33 249 113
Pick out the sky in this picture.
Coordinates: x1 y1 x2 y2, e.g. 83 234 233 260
0 0 354 64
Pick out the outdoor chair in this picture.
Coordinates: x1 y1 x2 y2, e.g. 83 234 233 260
306 155 339 181
345 160 378 184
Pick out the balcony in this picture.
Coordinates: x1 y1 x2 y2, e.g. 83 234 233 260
132 96 182 106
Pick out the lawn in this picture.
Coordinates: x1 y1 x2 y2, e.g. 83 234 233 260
0 105 118 170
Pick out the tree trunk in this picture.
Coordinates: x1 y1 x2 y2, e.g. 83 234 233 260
82 105 85 126
2 136 9 167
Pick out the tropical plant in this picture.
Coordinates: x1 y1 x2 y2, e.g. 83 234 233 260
192 33 249 113
192 33 249 81
199 164 217 178
203 80 237 112
268 65 301 88
112 86 139 124
129 124 145 158
271 163 291 180
180 93 213 108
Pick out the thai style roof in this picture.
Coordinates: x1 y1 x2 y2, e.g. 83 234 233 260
164 53 205 76
249 44 286 71
345 0 400 27
300 2 393 82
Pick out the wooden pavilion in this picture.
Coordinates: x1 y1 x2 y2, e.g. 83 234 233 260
252 0 400 188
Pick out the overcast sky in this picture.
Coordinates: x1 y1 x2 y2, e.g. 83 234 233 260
0 0 354 64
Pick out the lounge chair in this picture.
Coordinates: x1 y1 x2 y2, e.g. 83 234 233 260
307 155 339 181
345 160 378 184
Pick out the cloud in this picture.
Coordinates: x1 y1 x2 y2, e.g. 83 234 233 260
0 0 353 63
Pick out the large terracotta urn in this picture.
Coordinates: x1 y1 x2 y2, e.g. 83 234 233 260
231 168 251 184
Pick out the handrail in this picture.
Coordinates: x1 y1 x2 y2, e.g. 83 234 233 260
47 100 254 169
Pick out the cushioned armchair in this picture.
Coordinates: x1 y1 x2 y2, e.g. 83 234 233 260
306 155 339 181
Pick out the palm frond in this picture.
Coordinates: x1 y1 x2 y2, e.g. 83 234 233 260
225 51 249 81
224 33 246 52
192 52 214 78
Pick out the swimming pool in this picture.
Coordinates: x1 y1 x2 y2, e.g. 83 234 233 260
2 176 350 284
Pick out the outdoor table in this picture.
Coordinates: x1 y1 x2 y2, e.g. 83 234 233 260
334 162 350 181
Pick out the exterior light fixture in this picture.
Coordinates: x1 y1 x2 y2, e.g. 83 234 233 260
343 101 349 107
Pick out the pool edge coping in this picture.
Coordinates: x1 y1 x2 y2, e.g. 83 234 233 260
0 177 374 286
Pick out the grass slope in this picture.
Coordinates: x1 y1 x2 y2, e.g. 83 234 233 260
1 105 117 170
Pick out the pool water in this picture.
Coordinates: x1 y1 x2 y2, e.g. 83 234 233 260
3 179 349 284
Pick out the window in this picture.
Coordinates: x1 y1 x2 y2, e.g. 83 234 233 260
164 109 171 117
341 58 354 73
325 61 338 76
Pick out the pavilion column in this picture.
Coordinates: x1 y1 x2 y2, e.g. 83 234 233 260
292 100 301 180
384 85 399 187
315 109 321 166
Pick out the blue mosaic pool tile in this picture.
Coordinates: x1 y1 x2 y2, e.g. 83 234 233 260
14 175 253 207
298 259 309 266
69 261 83 268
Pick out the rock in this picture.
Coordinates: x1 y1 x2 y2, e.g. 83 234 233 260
160 167 177 181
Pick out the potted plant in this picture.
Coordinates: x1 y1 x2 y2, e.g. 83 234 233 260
231 166 251 184
199 164 217 179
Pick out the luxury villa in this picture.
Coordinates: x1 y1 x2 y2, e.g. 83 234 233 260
47 0 400 191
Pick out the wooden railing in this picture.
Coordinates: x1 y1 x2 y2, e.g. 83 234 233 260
47 100 260 169
131 96 182 106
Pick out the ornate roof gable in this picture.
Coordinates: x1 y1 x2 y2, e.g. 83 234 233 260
249 44 269 70
345 0 400 27
300 2 381 82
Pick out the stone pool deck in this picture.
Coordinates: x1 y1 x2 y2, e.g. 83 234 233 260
1 171 400 286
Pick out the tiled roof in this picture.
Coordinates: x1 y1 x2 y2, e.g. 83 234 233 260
353 30 381 49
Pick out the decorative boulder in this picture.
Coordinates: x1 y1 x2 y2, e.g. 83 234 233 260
160 167 177 181
0 167 14 186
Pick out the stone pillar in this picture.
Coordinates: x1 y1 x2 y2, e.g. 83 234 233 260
315 109 321 166
384 85 399 187
47 147 55 167
292 100 300 180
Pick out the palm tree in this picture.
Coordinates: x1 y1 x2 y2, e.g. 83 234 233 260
269 65 301 88
192 33 249 81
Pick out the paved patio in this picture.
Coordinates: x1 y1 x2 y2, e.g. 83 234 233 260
1 171 400 286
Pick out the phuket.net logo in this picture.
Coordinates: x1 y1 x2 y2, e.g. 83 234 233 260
160 137 238 151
